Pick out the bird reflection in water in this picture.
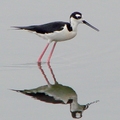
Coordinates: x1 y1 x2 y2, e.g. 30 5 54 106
12 63 99 119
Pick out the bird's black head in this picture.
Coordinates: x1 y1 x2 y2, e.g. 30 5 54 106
71 111 82 119
70 11 99 31
70 12 82 20
70 105 89 119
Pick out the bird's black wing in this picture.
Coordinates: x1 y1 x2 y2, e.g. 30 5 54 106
13 21 70 34
25 92 65 104
12 89 64 104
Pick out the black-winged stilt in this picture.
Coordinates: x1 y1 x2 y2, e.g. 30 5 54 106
13 12 99 63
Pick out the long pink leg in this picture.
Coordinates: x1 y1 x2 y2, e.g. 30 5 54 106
37 43 50 63
47 42 57 63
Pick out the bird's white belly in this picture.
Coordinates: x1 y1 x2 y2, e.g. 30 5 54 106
36 25 77 42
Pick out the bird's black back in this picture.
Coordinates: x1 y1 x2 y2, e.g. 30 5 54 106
24 92 65 104
14 21 72 34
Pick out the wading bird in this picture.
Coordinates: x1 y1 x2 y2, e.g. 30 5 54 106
11 63 99 119
13 12 99 63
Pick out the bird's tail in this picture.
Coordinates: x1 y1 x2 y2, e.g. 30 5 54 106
11 26 26 30
10 89 24 93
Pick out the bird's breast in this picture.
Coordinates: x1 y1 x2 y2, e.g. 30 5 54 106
53 29 77 42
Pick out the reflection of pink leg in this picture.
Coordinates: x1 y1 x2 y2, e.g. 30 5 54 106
47 42 57 63
47 63 57 83
37 43 50 63
37 62 50 85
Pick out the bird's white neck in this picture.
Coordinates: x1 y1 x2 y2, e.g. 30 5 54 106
70 17 79 31
70 98 79 112
70 99 87 112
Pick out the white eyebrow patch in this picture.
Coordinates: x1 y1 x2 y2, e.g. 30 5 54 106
75 14 81 17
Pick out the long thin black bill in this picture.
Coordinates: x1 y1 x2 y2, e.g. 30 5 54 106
87 100 99 106
83 20 99 31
